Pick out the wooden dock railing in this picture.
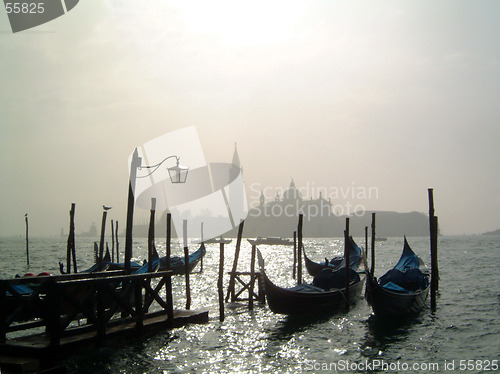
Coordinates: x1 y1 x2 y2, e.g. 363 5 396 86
1 270 174 346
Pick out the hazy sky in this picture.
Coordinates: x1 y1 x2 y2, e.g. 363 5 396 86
1 0 499 236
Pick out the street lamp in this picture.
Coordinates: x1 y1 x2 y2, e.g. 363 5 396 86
138 155 189 184
167 157 189 184
125 150 189 273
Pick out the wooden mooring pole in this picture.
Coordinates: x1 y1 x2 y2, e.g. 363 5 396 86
292 231 297 280
364 225 368 268
226 220 244 302
371 212 376 275
428 188 439 311
166 213 174 326
218 241 225 321
98 210 108 271
183 219 191 310
344 217 350 308
66 203 76 273
297 214 303 285
248 243 256 310
115 220 120 263
125 148 141 273
166 214 172 270
200 222 204 273
25 213 29 266
148 198 156 273
111 219 115 263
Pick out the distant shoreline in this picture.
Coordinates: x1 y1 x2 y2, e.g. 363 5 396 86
483 229 500 235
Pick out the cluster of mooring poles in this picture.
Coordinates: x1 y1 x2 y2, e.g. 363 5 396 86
21 157 440 324
222 188 439 316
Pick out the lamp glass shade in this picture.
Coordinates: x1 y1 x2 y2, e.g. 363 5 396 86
168 164 189 183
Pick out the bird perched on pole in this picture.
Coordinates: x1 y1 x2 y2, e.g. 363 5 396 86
103 205 112 211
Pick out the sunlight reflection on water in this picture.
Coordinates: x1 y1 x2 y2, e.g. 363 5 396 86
1 236 499 373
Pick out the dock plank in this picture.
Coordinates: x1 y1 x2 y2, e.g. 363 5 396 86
0 309 208 358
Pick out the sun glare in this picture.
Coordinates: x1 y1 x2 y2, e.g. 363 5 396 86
172 0 309 47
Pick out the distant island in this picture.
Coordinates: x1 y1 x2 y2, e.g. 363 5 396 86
132 180 431 238
483 229 500 235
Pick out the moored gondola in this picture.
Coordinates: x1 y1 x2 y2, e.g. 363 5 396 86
159 243 206 274
303 247 344 277
365 237 430 318
204 237 232 244
59 248 113 274
248 237 294 246
258 236 365 315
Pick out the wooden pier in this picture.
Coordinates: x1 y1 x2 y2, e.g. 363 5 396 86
0 270 208 372
226 271 265 304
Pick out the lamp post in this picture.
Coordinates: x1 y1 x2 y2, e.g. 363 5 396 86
124 150 189 273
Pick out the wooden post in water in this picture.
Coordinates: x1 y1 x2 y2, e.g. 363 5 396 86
218 241 225 321
25 213 29 266
364 226 368 269
98 210 107 271
226 220 244 302
292 231 297 280
183 219 191 310
166 214 172 270
66 205 73 273
148 198 156 273
433 216 439 291
344 217 350 307
111 220 115 263
115 221 119 263
65 203 77 274
125 148 141 273
200 223 204 273
428 188 439 311
371 212 376 275
297 214 303 285
94 242 98 264
166 213 174 326
248 243 256 310
71 225 77 273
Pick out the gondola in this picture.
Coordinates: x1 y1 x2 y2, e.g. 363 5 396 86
258 236 366 315
248 237 294 246
303 248 344 277
204 237 232 244
365 237 430 318
59 247 113 274
104 246 161 273
130 246 161 274
159 243 206 274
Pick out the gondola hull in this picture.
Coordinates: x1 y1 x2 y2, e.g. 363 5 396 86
365 272 429 318
159 243 206 275
262 270 365 315
169 259 201 275
364 237 430 318
258 248 365 315
303 249 342 277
